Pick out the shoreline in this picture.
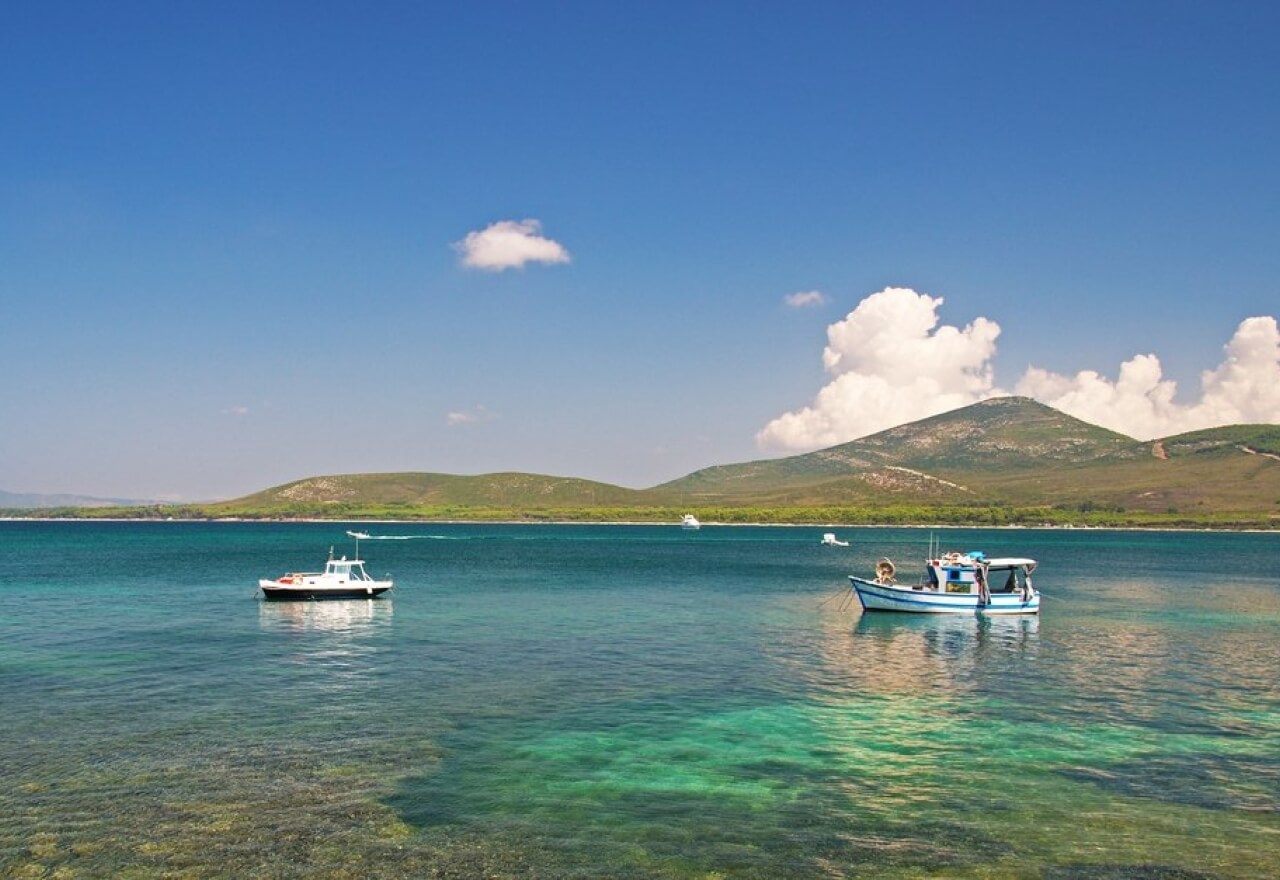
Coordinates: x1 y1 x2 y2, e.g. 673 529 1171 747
2 516 1277 534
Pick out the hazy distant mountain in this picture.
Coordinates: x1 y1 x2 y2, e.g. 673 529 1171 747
0 489 152 509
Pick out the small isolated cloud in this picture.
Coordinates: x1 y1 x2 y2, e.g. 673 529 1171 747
221 405 250 417
446 405 497 426
784 290 829 308
452 219 571 272
1015 315 1280 439
758 287 1002 451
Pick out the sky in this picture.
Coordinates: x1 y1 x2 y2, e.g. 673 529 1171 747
3 1 1279 501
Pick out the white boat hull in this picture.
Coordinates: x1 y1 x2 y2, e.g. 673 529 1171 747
259 580 392 600
850 577 1039 615
258 577 393 600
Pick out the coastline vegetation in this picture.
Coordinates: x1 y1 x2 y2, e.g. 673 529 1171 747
10 501 1277 530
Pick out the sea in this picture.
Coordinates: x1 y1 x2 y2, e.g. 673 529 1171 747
2 521 1278 879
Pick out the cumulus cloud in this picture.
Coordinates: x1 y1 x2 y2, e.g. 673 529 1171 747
453 219 571 272
221 405 249 417
1016 316 1280 438
784 290 829 308
759 284 1280 451
758 287 1002 451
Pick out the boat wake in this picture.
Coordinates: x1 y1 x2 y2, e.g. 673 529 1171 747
348 532 462 540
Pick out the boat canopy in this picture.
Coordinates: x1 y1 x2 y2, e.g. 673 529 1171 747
983 557 1037 571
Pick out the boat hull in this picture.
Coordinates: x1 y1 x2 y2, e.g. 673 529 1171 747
850 577 1039 614
259 580 392 601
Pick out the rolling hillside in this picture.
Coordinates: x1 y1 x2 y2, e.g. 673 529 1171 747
658 397 1138 502
655 397 1280 513
14 398 1278 524
209 471 654 514
182 398 1280 517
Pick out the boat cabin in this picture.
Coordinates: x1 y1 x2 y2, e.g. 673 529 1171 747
323 557 374 583
923 552 1037 595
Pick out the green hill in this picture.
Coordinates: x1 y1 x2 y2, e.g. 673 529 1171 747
181 399 1280 522
657 397 1138 502
654 397 1279 515
209 471 655 516
1024 423 1280 513
21 398 1279 527
1159 424 1280 459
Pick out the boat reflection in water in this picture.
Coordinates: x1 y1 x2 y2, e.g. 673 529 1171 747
258 599 394 690
855 610 1039 655
258 596 394 634
818 612 1040 697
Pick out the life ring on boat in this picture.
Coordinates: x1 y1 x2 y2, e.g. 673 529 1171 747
875 559 896 584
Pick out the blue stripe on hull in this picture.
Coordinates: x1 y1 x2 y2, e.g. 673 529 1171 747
850 577 1039 614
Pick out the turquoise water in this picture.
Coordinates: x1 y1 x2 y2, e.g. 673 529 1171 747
2 522 1278 878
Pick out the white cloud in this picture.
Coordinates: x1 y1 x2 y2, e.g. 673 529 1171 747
758 287 1002 450
222 405 249 417
446 405 496 426
760 285 1280 451
1015 316 1280 438
784 290 829 308
452 219 571 272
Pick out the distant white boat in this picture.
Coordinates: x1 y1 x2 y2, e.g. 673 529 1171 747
849 550 1039 615
347 530 372 540
681 514 701 530
821 533 849 547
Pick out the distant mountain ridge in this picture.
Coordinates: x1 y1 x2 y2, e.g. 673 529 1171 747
200 396 1280 517
8 397 1280 519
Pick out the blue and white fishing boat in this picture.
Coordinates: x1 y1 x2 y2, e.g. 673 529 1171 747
850 551 1039 614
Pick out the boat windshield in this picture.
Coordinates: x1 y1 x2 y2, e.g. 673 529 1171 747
326 559 357 577
988 565 1032 593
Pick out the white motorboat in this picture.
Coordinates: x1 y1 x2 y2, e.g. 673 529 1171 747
849 550 1039 614
681 514 701 530
821 533 849 547
259 548 393 600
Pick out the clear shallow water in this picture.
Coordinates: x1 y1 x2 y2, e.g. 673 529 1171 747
2 522 1278 879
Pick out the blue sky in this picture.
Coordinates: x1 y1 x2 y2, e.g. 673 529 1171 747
3 1 1279 500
